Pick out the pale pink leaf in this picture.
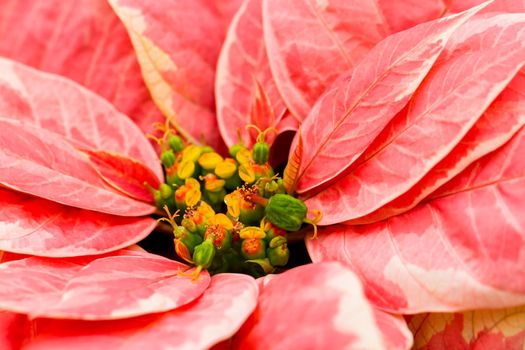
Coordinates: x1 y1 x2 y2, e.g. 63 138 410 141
377 0 446 33
0 250 210 320
263 0 390 120
308 126 525 313
409 306 525 349
79 149 160 203
349 69 525 224
0 118 154 216
446 0 525 13
0 57 162 180
232 262 412 349
263 0 456 121
0 188 156 257
216 0 287 147
0 0 165 136
293 6 485 194
307 13 525 224
108 0 241 149
17 274 257 350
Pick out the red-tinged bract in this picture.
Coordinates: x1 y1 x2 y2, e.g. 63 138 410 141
309 124 525 313
0 250 210 320
307 13 525 224
0 189 156 257
5 274 257 350
216 0 288 147
292 5 485 195
0 0 165 135
233 262 413 349
2 0 525 348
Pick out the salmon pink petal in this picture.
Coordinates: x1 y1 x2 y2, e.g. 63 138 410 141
0 58 162 181
291 6 485 195
377 0 445 33
108 0 242 149
263 0 389 120
0 188 156 257
0 250 210 320
263 0 456 121
79 149 160 203
308 126 525 313
20 274 257 350
232 262 413 349
216 0 287 147
408 306 525 349
349 69 525 224
0 0 165 136
308 13 525 224
0 118 154 216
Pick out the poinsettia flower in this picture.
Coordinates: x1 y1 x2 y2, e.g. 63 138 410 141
1 0 525 348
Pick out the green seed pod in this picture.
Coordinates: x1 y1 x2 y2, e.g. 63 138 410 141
252 141 270 165
241 238 267 260
181 218 197 233
168 135 184 153
161 150 176 168
176 228 203 255
166 173 184 187
229 143 244 158
201 145 215 154
157 183 175 209
267 243 290 266
239 203 264 226
193 239 216 269
265 194 307 231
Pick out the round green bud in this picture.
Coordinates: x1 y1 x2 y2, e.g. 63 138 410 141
179 231 203 255
161 150 176 168
193 239 216 269
229 143 244 158
267 244 290 266
252 141 270 165
265 194 307 231
168 135 184 153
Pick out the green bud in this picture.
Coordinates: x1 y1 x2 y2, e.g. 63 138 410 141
239 203 264 226
161 150 176 168
157 183 175 209
193 238 216 269
181 218 197 233
166 173 184 187
229 143 244 158
201 145 215 154
168 135 184 153
265 194 307 231
267 243 289 267
241 238 266 260
252 141 270 165
177 228 203 255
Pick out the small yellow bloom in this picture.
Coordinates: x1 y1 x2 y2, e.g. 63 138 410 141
239 226 266 239
198 152 223 171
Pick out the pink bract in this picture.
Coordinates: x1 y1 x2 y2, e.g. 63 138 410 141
1 0 525 348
